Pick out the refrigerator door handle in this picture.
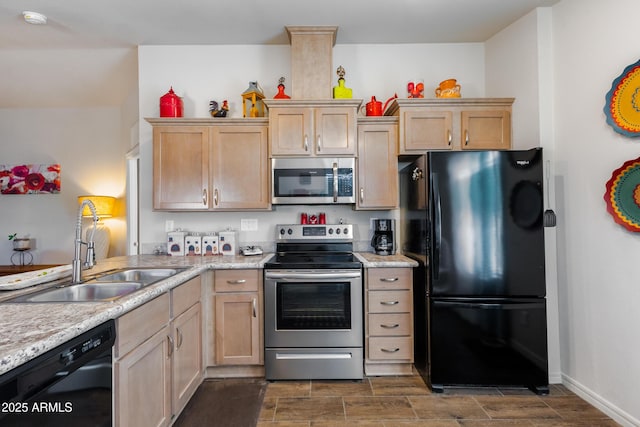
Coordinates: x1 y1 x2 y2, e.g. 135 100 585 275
432 173 441 281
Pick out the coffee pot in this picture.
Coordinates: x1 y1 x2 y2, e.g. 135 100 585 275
371 219 396 255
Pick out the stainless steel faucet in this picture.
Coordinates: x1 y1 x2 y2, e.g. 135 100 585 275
72 199 98 284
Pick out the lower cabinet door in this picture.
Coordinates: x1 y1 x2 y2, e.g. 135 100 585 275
115 324 172 427
215 293 260 365
172 303 203 414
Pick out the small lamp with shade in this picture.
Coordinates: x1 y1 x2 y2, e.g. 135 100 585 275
77 195 115 260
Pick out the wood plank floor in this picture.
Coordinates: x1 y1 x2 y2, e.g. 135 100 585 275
257 374 620 426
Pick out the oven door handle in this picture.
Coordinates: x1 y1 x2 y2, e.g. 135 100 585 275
265 271 361 280
333 161 338 202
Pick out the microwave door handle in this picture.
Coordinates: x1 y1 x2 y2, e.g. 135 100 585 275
333 162 338 202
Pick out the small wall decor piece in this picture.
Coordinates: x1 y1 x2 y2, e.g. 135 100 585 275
604 59 640 137
0 164 60 194
604 156 640 232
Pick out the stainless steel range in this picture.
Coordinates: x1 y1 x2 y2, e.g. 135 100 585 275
264 224 363 380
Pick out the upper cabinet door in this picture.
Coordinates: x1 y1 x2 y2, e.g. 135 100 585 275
401 110 453 153
356 121 399 210
266 100 360 157
268 107 314 156
461 110 511 150
210 125 270 210
153 126 210 210
314 107 357 156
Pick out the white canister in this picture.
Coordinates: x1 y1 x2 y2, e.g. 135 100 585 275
184 234 202 256
202 234 219 256
167 231 186 256
218 231 237 256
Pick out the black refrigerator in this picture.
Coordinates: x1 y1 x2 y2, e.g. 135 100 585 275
400 148 549 394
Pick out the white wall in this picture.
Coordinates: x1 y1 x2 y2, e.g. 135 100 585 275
137 43 485 252
545 0 638 425
0 108 130 264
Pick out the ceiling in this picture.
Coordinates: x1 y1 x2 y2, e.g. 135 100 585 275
0 0 560 108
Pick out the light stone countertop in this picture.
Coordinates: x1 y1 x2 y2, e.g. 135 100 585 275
355 252 419 268
0 251 416 376
0 253 274 376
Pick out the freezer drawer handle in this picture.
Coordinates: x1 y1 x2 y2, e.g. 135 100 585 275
381 323 400 329
380 277 398 282
381 347 400 353
380 301 399 306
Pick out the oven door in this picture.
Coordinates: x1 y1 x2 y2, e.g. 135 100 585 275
271 157 355 204
264 269 363 348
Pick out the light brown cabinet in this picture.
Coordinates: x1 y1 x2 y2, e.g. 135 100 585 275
147 118 270 211
356 118 399 210
385 98 513 154
211 269 262 366
365 267 414 376
264 99 361 156
114 277 202 427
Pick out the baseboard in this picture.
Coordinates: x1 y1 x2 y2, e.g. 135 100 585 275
562 373 640 427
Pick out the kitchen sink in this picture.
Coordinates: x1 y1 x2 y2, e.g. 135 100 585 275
7 282 144 303
90 268 184 286
4 267 186 303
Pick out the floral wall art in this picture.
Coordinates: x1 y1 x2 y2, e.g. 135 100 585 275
0 164 61 194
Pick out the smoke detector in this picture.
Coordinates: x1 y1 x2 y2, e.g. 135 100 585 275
23 11 47 25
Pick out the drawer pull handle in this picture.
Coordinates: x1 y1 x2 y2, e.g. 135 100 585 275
252 298 257 318
227 279 246 284
304 135 309 151
381 347 400 353
202 189 207 206
380 301 399 305
448 130 452 146
380 277 398 282
465 130 470 146
381 323 400 329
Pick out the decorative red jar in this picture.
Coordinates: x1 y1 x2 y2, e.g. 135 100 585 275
160 87 183 117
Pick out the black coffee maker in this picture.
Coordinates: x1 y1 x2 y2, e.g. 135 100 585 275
371 219 395 255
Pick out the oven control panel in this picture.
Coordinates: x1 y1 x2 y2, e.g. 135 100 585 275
276 224 353 241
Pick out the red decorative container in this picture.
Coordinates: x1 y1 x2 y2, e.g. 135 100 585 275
160 87 183 117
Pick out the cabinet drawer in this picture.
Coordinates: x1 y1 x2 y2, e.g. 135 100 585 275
367 268 412 290
368 313 412 336
214 269 259 292
172 276 201 317
116 293 170 358
367 337 413 360
367 290 411 313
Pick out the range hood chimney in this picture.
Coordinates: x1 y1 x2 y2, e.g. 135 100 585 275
285 26 338 99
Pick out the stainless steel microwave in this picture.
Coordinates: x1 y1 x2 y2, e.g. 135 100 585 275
271 157 355 204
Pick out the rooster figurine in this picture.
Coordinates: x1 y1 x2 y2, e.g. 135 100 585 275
209 100 229 117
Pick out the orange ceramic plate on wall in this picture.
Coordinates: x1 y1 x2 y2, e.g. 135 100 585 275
604 59 640 137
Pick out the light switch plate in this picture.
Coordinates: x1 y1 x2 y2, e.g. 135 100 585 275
165 220 174 232
240 219 258 231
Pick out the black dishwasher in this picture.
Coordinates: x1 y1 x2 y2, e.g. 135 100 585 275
0 319 116 426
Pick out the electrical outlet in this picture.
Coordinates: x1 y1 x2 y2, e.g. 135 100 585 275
241 219 258 231
165 220 174 232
